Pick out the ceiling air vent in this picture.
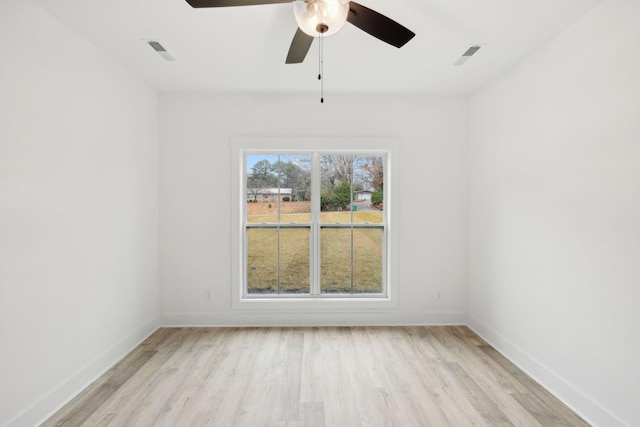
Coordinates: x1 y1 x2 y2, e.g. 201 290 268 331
147 40 175 61
454 45 481 66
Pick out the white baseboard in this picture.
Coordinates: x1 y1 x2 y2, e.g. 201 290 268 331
3 316 159 427
160 310 467 327
467 315 628 427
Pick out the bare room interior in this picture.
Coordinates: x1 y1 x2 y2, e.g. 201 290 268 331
1 0 638 426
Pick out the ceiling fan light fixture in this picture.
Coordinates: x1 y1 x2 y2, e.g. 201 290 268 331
293 0 350 37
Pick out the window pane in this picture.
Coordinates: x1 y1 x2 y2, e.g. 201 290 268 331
320 154 354 224
353 228 383 293
320 154 385 224
246 154 280 224
246 154 312 224
352 155 384 224
247 227 310 295
278 228 310 293
247 228 278 294
320 228 352 293
276 155 312 224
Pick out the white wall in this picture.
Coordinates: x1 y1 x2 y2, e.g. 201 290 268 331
5 0 636 424
159 94 468 326
468 1 640 426
0 2 160 426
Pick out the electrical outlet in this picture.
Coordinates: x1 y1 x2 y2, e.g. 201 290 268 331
204 290 212 301
436 290 442 300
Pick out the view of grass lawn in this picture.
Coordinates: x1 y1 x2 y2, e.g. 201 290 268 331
246 201 383 224
246 202 383 294
320 228 383 293
246 228 310 293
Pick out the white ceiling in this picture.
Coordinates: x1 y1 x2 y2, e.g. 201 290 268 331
30 0 605 95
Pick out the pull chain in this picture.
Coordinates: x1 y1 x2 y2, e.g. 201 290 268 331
318 32 324 103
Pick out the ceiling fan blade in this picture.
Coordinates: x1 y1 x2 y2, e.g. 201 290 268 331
286 28 314 64
185 0 291 8
347 1 415 48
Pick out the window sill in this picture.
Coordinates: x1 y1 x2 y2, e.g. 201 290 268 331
232 295 397 311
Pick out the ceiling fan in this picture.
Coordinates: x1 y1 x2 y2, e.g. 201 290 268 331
185 0 415 64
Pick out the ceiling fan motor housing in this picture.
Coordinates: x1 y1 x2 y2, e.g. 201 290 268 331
293 0 350 37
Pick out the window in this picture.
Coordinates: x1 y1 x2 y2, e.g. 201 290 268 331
231 137 398 310
244 153 385 297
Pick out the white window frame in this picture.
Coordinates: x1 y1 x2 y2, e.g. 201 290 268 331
230 137 399 311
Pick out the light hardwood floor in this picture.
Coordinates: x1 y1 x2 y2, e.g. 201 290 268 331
42 327 589 426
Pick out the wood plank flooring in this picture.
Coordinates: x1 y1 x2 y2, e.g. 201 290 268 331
42 327 589 426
